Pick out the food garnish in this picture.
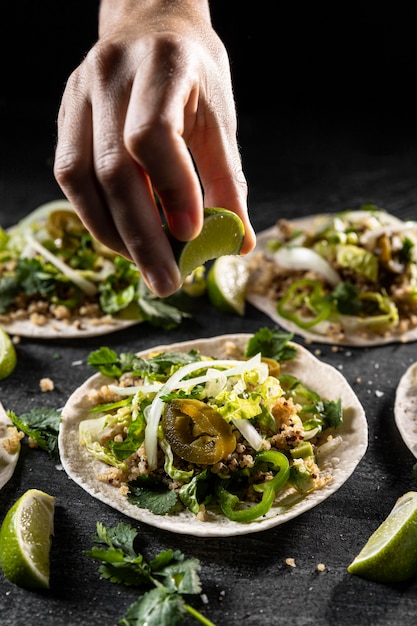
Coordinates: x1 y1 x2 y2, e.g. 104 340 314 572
348 491 417 583
0 489 56 590
6 406 61 460
87 521 216 626
68 328 345 524
245 206 417 345
0 200 194 337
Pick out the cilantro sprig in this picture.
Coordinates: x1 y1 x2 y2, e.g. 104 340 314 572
6 407 61 460
245 326 296 361
87 347 202 379
86 522 216 626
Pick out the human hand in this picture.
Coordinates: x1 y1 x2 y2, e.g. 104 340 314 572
54 0 255 297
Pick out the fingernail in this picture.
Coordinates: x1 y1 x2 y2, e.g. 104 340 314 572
145 266 181 297
167 212 196 241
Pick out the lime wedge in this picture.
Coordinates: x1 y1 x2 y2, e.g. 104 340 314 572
168 207 245 281
207 255 249 315
348 491 417 583
0 489 56 589
0 328 17 380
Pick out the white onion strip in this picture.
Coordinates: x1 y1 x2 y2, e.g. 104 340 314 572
274 246 341 287
108 382 163 396
231 417 263 451
145 353 263 470
24 233 98 296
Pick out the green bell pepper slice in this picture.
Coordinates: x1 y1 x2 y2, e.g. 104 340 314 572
216 450 290 523
277 279 332 329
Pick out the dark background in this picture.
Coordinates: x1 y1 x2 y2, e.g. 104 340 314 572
2 4 417 626
2 1 417 219
3 3 417 120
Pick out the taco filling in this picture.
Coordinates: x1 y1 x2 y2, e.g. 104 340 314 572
246 206 417 345
0 200 192 337
72 329 346 524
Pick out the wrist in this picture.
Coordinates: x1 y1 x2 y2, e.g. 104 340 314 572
99 0 211 37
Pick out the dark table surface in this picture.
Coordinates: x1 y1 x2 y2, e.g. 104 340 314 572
1 96 417 626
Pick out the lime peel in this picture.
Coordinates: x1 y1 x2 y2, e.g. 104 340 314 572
167 207 245 281
207 255 249 315
0 328 17 380
348 491 417 583
0 488 56 589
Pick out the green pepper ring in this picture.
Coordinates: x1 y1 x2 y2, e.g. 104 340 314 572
277 278 332 329
215 450 290 522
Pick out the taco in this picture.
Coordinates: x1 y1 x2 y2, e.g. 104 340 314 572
58 329 367 536
245 206 417 346
394 361 417 458
0 200 191 338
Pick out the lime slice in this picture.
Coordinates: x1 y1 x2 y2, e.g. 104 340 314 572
0 489 56 589
347 491 417 583
207 255 249 315
168 207 245 281
0 328 17 380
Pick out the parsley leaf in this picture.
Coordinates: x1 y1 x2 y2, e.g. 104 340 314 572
86 522 215 626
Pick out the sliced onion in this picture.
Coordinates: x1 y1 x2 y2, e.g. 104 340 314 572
89 258 116 282
316 435 343 458
303 426 321 440
273 246 341 287
25 233 98 296
231 417 263 451
144 354 264 470
108 382 163 396
360 223 417 252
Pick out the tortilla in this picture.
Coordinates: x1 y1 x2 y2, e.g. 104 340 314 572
0 315 139 340
0 402 21 490
59 333 368 537
0 200 186 339
245 211 417 346
394 362 417 458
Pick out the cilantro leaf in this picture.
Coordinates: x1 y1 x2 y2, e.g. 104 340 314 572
137 294 191 330
86 522 216 626
128 476 179 515
151 552 202 595
245 326 296 361
318 398 343 429
87 347 202 379
0 276 19 313
87 346 123 378
7 407 61 460
119 587 186 626
330 282 362 315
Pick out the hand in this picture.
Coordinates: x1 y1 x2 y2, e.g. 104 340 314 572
54 0 255 297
